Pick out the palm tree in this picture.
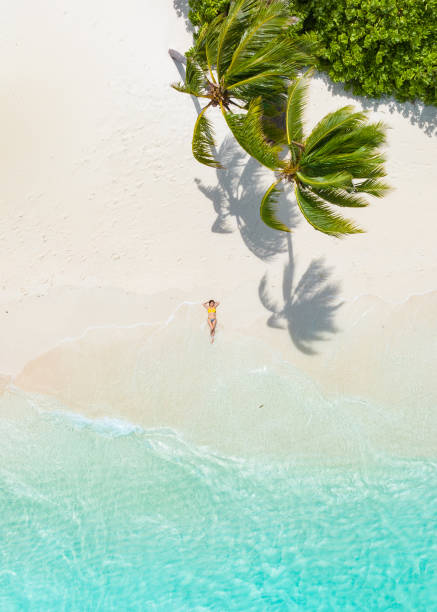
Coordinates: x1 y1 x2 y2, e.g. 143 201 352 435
245 73 390 236
171 0 315 168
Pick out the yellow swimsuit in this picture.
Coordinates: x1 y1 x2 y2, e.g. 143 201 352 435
208 307 216 321
207 308 216 314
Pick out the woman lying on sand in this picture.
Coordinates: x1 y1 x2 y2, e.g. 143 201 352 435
203 299 220 343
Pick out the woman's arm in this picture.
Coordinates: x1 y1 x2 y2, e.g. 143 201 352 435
214 301 220 308
202 301 209 310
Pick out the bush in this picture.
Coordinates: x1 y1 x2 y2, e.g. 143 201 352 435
188 0 306 27
188 0 230 26
185 0 436 106
303 0 436 105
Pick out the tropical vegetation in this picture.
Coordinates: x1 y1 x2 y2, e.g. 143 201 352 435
188 0 230 26
174 0 390 236
187 0 437 105
242 74 390 236
172 0 315 168
307 0 436 105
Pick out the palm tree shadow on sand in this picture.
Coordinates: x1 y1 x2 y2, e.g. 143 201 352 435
196 139 343 355
259 234 342 355
169 49 342 354
196 138 294 261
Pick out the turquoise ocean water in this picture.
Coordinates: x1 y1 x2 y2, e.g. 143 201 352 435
1 394 436 611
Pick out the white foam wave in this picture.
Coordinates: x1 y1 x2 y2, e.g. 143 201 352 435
47 410 145 436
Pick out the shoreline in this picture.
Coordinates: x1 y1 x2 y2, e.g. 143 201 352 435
1 287 435 461
2 282 437 375
4 385 437 467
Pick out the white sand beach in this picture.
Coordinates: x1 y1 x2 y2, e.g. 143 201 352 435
1 0 436 459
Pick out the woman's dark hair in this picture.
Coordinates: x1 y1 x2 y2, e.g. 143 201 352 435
209 299 215 305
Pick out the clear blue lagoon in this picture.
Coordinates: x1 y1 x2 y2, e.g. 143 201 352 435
1 398 436 611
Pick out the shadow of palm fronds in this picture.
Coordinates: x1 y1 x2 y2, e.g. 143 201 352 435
170 55 342 354
195 138 299 261
259 235 342 355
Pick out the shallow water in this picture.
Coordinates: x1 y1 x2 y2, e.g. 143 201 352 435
13 305 436 460
1 396 436 611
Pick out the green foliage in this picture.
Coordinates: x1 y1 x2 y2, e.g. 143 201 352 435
171 58 205 95
301 0 436 105
189 0 308 28
285 73 311 161
186 0 437 105
260 181 291 232
175 2 392 236
294 184 362 236
243 76 389 236
188 0 230 26
174 0 315 168
192 107 223 167
223 98 284 170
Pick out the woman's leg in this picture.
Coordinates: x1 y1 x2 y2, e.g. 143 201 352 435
207 318 215 343
211 320 217 342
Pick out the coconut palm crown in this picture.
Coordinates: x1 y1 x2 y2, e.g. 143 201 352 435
238 73 390 236
171 0 315 168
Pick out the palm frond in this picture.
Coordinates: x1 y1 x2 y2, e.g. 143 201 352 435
171 82 193 94
301 151 387 177
226 1 289 76
171 58 206 96
260 181 290 232
216 0 257 79
304 122 387 161
293 31 320 60
204 15 223 83
229 74 292 106
296 170 353 189
350 160 387 178
189 17 223 74
190 23 211 68
355 178 391 197
195 22 210 49
338 156 387 179
227 28 313 83
192 106 222 168
312 187 368 207
286 73 311 160
304 107 367 154
223 98 283 170
223 22 315 103
294 184 363 236
228 68 292 91
262 112 288 146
